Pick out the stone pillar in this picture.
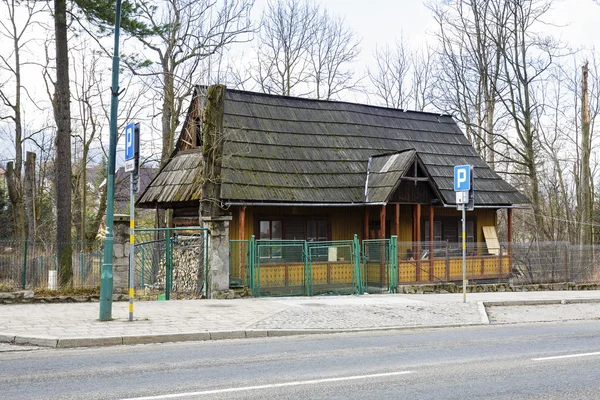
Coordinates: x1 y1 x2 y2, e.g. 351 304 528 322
113 214 130 291
202 215 233 298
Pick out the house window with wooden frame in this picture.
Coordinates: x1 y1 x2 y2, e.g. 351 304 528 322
307 220 327 242
424 221 443 246
259 220 282 259
457 220 475 253
421 217 476 253
307 220 328 259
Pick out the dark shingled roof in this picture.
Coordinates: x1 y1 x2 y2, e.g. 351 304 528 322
139 87 528 207
365 150 417 203
138 149 203 206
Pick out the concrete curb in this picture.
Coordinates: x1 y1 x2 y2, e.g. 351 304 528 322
0 323 485 349
14 335 59 348
483 298 600 307
477 302 490 324
3 298 599 349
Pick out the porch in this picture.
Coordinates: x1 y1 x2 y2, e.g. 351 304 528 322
229 237 513 297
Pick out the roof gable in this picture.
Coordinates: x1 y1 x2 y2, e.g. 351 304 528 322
138 86 529 207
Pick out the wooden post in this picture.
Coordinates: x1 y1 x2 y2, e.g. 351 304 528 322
238 206 246 278
412 206 417 260
507 208 513 273
416 204 422 281
429 205 434 281
239 206 246 241
395 204 400 237
445 240 450 281
380 204 386 286
379 205 386 239
364 206 369 241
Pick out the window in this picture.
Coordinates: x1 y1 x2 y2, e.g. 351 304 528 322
424 221 442 243
421 217 476 249
307 220 327 242
307 220 328 259
458 220 475 251
259 220 282 258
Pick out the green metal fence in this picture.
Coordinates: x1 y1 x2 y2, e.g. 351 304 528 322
362 237 398 294
134 227 208 300
0 240 103 290
246 234 363 297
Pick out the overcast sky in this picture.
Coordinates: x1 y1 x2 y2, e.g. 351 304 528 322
1 0 600 166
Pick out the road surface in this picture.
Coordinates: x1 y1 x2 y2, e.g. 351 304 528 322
2 321 600 399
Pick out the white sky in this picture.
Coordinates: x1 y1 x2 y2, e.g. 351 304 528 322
1 0 600 167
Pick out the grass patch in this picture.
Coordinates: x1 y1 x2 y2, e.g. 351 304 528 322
0 282 15 292
34 286 101 297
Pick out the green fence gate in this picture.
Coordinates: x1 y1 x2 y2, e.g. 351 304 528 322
247 234 363 297
134 227 208 300
361 236 398 294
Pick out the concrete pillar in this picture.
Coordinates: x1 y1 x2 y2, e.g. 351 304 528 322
113 214 130 291
202 215 233 298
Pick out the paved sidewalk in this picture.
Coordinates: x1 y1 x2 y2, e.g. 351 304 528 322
1 290 600 348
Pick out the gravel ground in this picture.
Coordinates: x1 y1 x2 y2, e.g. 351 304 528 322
250 302 482 329
487 303 600 324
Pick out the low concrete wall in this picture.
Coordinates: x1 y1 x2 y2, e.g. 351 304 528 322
396 282 600 294
0 291 128 304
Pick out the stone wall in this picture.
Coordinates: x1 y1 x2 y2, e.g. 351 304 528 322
202 216 232 298
113 214 130 291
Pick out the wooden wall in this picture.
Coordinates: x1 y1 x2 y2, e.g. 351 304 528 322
228 205 497 244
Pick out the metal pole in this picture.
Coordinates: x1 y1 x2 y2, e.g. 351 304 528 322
165 228 171 300
462 205 467 303
129 172 135 321
141 246 145 288
100 0 123 321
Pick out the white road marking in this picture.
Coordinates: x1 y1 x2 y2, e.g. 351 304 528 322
532 351 600 361
119 370 414 400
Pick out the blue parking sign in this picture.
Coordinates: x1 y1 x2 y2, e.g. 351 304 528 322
125 123 135 161
454 165 471 191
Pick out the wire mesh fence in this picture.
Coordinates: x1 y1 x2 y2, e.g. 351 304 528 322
254 239 307 297
0 240 103 290
134 228 207 299
307 239 359 296
509 242 600 284
397 241 509 283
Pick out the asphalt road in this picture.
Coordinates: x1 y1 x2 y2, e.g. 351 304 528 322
2 321 600 400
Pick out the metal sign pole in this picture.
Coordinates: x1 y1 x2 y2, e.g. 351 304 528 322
129 172 135 321
462 204 467 303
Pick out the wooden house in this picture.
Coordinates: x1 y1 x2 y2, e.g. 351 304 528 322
137 85 528 287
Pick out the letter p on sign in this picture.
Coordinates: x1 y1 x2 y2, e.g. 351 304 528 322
454 165 471 191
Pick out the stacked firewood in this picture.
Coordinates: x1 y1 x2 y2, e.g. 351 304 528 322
154 238 205 294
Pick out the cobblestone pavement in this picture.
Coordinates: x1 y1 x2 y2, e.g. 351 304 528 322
1 291 600 347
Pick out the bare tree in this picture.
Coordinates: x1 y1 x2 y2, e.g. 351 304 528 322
0 0 45 239
53 0 73 286
411 45 435 112
308 11 360 100
368 39 412 109
122 0 254 167
429 0 506 168
491 0 562 240
580 61 592 245
24 151 35 243
253 0 318 96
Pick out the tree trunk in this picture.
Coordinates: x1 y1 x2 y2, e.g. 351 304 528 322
580 62 592 245
54 0 73 287
24 152 36 245
5 162 24 239
86 176 107 245
200 85 226 218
